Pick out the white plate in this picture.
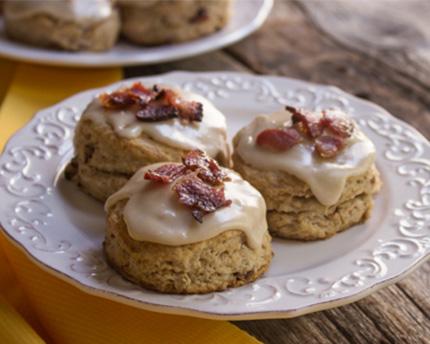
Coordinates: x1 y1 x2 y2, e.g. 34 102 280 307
0 0 273 67
1 72 430 320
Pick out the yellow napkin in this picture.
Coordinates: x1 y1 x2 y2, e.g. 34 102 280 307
0 61 260 344
0 58 17 105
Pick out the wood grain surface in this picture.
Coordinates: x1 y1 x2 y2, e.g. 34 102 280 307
126 1 430 342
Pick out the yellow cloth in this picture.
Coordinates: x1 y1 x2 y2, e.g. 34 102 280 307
0 61 260 344
0 294 46 344
0 58 17 105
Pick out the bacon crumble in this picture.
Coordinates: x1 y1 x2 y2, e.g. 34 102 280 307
315 135 347 158
143 150 231 223
128 83 159 105
99 91 136 109
288 106 324 139
322 109 354 138
256 106 354 158
99 82 203 123
175 98 203 123
256 128 302 151
136 103 179 122
172 172 232 223
182 149 230 186
144 164 187 184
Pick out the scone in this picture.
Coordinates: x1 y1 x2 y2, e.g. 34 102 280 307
233 106 382 240
119 0 233 45
104 149 272 294
3 0 120 51
66 82 230 201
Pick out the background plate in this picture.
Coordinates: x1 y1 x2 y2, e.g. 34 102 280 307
1 72 429 320
0 0 273 67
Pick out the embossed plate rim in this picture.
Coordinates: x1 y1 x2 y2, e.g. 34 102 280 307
1 71 429 320
0 0 273 67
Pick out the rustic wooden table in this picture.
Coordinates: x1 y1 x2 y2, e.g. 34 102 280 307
124 1 430 343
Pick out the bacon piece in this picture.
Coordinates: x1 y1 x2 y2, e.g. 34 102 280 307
158 88 175 103
256 128 302 152
99 90 137 109
163 90 203 123
176 99 203 123
172 172 232 223
315 135 346 158
100 83 203 123
136 88 202 123
322 109 354 138
99 83 158 109
144 164 187 183
136 103 179 122
287 105 324 139
128 83 159 105
144 150 232 222
284 105 354 158
182 149 230 186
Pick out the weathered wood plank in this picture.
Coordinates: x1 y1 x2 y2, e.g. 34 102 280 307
321 303 392 344
354 284 430 343
226 1 430 139
233 312 352 344
297 0 430 88
124 50 250 78
233 279 430 344
397 259 430 318
233 278 430 344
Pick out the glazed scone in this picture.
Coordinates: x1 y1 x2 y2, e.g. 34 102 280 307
3 0 120 51
66 82 231 201
119 0 233 45
104 150 273 294
233 106 382 240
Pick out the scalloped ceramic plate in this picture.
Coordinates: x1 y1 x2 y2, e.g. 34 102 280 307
1 72 429 320
0 0 272 67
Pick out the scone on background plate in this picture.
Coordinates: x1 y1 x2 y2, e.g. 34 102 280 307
3 0 120 51
66 82 231 202
233 106 382 241
119 0 234 45
104 150 273 294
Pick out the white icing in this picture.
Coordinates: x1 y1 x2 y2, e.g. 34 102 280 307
234 109 376 206
4 0 113 22
83 85 229 163
105 164 268 249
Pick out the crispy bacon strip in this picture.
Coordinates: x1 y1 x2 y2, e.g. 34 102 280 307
99 82 203 123
176 99 203 123
256 128 302 151
163 89 203 123
182 149 230 186
172 172 232 223
315 135 346 158
136 103 179 122
99 90 137 109
128 83 160 105
287 105 324 139
144 149 232 222
283 105 354 158
322 109 354 138
288 105 354 140
144 164 187 183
